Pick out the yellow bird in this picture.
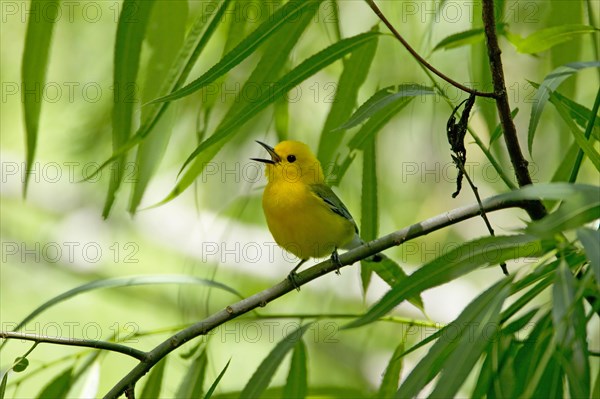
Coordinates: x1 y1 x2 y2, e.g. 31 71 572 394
252 140 381 286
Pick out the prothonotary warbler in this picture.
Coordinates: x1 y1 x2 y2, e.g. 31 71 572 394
252 140 382 288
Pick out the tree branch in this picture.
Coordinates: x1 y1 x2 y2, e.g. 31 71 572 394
481 0 547 220
0 331 146 361
103 196 531 398
365 0 497 99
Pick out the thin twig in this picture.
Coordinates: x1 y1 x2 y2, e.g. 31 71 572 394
103 196 532 398
0 332 146 361
365 0 497 99
419 66 517 189
481 0 546 220
456 161 508 275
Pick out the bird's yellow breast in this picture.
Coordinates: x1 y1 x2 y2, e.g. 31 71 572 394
262 180 355 260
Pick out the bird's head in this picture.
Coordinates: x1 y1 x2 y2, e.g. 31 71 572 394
252 140 325 185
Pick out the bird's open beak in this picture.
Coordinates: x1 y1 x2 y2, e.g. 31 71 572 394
251 140 281 164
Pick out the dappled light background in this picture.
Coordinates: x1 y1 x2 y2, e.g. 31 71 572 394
1 0 599 397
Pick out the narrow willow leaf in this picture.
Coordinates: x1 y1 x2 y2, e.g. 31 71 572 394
154 1 322 205
577 228 600 282
317 25 379 168
128 0 188 214
377 341 404 398
489 107 519 146
398 279 510 398
0 372 7 399
360 135 378 293
282 340 308 399
553 100 600 171
433 27 485 51
176 350 207 399
513 313 553 396
490 182 599 203
526 185 600 236
82 0 232 184
552 142 580 182
37 367 73 399
103 0 154 218
516 24 599 54
203 359 231 399
151 0 325 104
156 32 379 205
432 24 506 52
347 97 415 150
472 334 515 399
369 258 424 311
553 261 590 398
140 358 167 398
527 61 600 154
344 235 543 330
428 281 510 397
339 84 435 131
5 275 241 339
21 0 59 196
534 84 600 139
240 323 313 398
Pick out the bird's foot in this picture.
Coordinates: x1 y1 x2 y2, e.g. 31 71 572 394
331 249 342 275
287 271 301 291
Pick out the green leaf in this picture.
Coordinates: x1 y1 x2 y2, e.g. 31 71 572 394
12 357 29 372
282 340 308 399
515 24 599 54
344 235 543 329
513 313 555 397
176 350 207 399
369 258 424 311
158 31 379 205
472 334 517 399
542 87 600 139
140 358 167 398
83 0 232 184
37 367 73 399
433 24 506 52
21 0 59 196
203 359 231 399
128 0 188 214
398 279 511 398
553 99 600 172
4 275 241 340
552 261 590 398
360 135 378 293
527 61 600 154
577 228 600 282
552 142 581 182
526 185 600 236
240 323 312 398
103 0 154 218
377 341 404 398
317 25 379 168
151 0 325 104
0 372 7 399
340 84 435 131
489 107 519 146
429 281 510 397
491 182 599 203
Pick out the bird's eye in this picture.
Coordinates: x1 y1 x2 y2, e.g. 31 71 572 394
287 155 296 163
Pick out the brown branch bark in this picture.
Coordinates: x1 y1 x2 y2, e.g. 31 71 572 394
365 0 497 99
103 196 532 398
481 0 547 220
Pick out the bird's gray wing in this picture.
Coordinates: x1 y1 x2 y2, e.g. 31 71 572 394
310 183 359 234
